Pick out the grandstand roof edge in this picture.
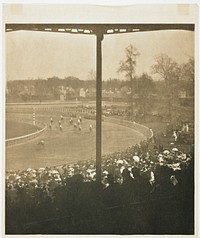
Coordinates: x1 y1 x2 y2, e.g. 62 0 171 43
5 23 194 34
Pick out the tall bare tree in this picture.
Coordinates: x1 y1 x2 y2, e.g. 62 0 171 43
180 57 194 81
151 53 180 122
87 70 96 81
180 58 194 98
137 73 155 122
118 45 140 120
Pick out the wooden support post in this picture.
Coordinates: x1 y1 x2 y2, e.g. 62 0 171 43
96 31 104 184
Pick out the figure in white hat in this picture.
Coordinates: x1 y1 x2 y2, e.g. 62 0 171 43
172 131 178 142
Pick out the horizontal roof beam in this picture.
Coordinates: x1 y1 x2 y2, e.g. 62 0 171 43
6 24 194 35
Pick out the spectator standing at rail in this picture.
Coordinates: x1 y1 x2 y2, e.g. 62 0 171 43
119 168 137 233
102 174 122 233
89 124 93 132
181 123 186 132
149 128 153 139
102 174 121 207
131 167 151 202
173 131 178 142
185 123 189 133
131 167 152 233
150 165 177 233
132 152 140 166
120 168 136 205
182 122 190 133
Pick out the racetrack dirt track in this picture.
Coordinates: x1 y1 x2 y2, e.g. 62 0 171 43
6 115 146 171
6 121 39 139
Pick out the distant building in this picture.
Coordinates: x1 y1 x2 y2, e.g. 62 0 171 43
179 90 187 99
86 87 96 97
80 88 86 98
60 94 65 101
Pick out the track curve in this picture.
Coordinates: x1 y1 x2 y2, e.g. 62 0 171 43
6 114 146 171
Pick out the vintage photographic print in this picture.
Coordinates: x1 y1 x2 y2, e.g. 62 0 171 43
3 3 198 237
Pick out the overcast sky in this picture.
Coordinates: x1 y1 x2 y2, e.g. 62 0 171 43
5 29 194 81
4 4 197 82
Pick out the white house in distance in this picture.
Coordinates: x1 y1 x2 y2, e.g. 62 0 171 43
79 88 86 98
59 85 76 101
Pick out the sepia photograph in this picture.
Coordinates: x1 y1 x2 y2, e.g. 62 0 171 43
2 2 198 237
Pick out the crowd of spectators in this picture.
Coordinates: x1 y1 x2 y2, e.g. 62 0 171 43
6 130 194 234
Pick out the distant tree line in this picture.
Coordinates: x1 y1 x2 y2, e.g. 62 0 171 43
6 47 194 123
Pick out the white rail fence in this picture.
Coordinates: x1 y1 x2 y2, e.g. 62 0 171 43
6 106 96 115
6 120 47 147
6 106 153 146
104 117 153 139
